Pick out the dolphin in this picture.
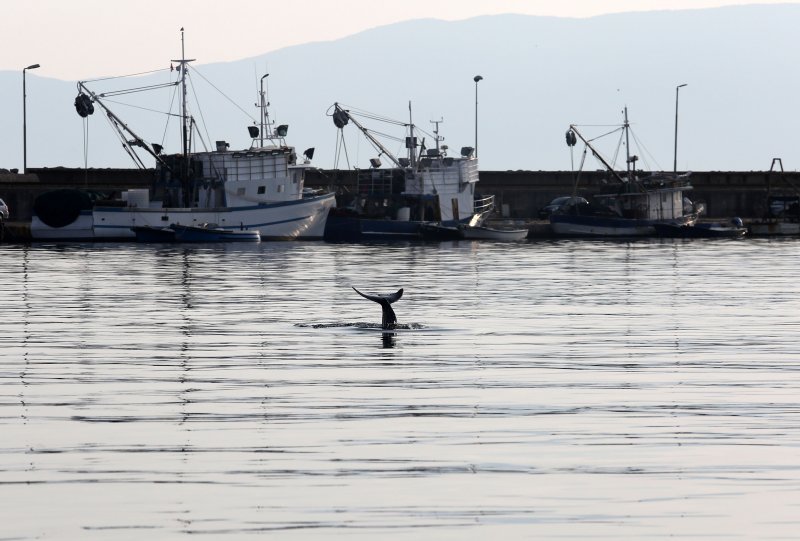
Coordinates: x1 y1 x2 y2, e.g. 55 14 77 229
352 287 403 330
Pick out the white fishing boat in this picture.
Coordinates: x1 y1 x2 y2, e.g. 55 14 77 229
550 108 701 237
324 104 492 242
32 31 335 241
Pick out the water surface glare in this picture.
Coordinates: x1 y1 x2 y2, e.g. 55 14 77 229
2 239 800 539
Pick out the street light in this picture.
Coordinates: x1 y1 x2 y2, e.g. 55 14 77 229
674 83 687 175
23 63 41 174
473 75 483 159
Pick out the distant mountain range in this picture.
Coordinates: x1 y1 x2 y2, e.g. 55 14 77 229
1 4 798 173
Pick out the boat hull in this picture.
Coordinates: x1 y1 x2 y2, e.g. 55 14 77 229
131 226 176 243
460 225 529 241
420 223 529 241
33 193 336 241
653 223 746 238
324 212 429 242
31 211 95 240
550 213 696 237
747 221 800 236
170 225 261 242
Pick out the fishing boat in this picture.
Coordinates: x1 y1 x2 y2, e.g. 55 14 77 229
323 103 493 242
31 30 335 241
550 108 701 237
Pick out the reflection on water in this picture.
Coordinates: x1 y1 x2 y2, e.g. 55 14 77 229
2 239 800 539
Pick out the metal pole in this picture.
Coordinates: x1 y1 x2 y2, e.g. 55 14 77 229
260 74 268 147
473 75 482 158
674 83 687 174
22 63 40 174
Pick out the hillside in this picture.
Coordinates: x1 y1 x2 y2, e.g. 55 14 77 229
1 5 798 172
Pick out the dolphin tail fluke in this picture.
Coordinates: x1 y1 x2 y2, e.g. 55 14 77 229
352 287 403 330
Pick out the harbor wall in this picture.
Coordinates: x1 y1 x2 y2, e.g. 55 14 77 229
1 167 797 223
0 168 152 222
305 169 799 220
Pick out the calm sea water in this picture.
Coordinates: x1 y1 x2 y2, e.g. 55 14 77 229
2 238 800 540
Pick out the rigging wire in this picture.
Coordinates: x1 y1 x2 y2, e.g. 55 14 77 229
335 128 351 170
82 117 89 187
628 127 661 172
161 75 181 149
191 65 256 122
187 71 213 153
337 104 409 127
102 113 145 169
81 67 171 84
610 129 625 170
97 81 178 98
101 97 179 117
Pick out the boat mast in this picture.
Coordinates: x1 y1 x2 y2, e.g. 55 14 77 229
171 28 195 205
408 101 416 169
259 73 273 146
624 106 632 181
431 118 444 154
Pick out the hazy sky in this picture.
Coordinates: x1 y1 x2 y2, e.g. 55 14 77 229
4 0 797 79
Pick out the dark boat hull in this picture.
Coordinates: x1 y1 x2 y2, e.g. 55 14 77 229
324 213 426 242
653 223 746 238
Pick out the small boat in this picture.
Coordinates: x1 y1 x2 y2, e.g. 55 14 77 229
653 219 746 238
170 223 260 242
131 225 176 243
420 222 528 241
550 108 701 237
132 223 260 243
323 104 493 242
419 223 463 240
459 224 529 241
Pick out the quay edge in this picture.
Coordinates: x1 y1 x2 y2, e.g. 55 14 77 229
1 167 797 242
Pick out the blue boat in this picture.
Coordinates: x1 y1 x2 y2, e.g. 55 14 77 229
170 224 260 242
132 223 260 243
131 225 176 243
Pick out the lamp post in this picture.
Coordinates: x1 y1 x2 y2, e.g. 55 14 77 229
673 83 687 175
23 63 41 174
473 75 483 158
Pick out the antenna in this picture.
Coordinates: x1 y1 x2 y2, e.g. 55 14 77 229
259 73 270 146
430 118 444 155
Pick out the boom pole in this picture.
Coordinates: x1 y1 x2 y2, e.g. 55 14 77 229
332 103 405 168
567 125 626 184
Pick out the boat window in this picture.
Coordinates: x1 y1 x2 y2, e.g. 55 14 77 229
257 186 266 194
277 185 284 193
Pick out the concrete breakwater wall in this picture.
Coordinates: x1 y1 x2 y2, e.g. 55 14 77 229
306 169 799 220
0 168 152 223
1 167 797 223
